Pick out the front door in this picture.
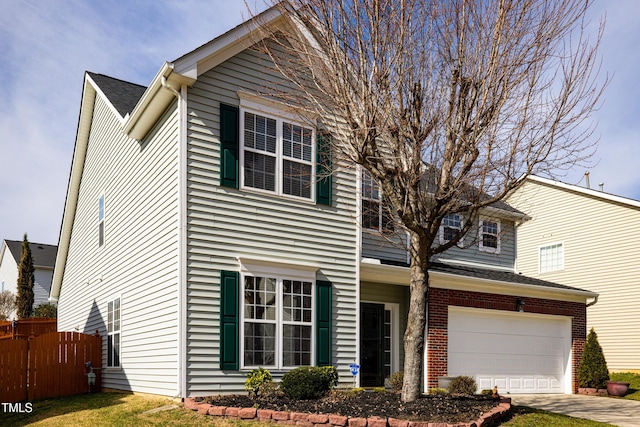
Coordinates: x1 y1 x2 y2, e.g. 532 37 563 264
360 302 385 387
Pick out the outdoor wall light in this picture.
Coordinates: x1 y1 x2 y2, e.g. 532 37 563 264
516 298 525 312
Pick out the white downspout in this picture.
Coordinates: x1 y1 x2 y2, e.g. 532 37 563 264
162 76 188 400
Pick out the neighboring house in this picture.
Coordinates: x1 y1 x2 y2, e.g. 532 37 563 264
0 239 58 318
507 175 640 372
51 5 596 399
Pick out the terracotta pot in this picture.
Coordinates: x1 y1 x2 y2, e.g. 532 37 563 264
606 380 630 397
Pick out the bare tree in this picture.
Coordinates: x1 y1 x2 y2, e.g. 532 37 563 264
0 290 16 321
251 0 606 401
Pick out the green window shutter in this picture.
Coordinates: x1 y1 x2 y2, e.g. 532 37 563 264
316 133 332 206
220 104 239 188
316 280 333 366
220 270 239 370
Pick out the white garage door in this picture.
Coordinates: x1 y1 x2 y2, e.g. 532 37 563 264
448 307 571 394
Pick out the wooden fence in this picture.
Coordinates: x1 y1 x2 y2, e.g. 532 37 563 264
0 318 57 340
0 331 102 403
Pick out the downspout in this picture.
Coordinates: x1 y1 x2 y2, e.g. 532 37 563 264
162 75 188 400
586 295 599 307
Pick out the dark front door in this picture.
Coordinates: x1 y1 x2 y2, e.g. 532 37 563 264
360 303 385 387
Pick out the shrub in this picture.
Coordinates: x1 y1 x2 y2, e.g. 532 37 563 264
280 366 335 400
448 376 477 395
387 371 404 392
428 387 448 395
33 303 57 318
578 328 609 389
373 386 386 393
245 367 272 397
318 365 339 388
258 381 282 399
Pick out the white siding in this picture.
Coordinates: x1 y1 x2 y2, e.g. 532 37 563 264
57 94 181 396
508 179 640 371
184 47 358 395
0 243 18 319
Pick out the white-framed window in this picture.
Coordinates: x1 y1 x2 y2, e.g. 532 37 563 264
107 297 121 368
479 217 500 254
98 194 105 247
361 169 393 232
240 109 315 200
241 271 314 369
439 213 464 246
539 242 564 273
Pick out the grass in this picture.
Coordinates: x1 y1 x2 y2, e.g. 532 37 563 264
609 372 640 401
501 406 615 427
0 392 268 427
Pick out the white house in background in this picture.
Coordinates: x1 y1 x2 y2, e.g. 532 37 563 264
507 175 640 372
51 4 597 399
0 239 58 318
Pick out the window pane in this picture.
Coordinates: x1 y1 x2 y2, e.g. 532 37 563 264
244 112 276 154
283 122 312 162
244 276 276 320
540 243 564 272
362 199 381 230
283 325 312 366
283 160 311 198
245 151 276 191
244 322 276 366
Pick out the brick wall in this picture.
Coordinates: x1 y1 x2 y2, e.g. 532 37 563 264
427 287 587 393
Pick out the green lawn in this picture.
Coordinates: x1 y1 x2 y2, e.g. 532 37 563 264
501 406 615 427
0 393 266 427
609 372 640 401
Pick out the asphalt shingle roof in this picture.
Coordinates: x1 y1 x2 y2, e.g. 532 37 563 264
87 72 147 118
379 258 593 294
5 240 58 268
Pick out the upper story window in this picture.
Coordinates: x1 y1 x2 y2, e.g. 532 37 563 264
539 242 564 273
98 195 105 247
440 213 463 246
241 272 314 369
479 217 500 254
241 110 314 200
107 297 121 368
361 169 393 232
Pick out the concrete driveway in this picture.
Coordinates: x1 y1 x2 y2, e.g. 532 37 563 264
511 394 640 427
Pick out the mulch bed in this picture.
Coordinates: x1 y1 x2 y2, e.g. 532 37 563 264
201 390 502 424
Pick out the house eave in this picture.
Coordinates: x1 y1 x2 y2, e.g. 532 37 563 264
359 261 597 304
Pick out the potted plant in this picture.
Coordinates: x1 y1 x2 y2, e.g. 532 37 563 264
606 380 630 397
577 328 609 395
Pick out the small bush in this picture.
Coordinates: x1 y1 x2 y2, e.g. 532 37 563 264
386 371 404 392
245 367 272 397
428 387 448 395
448 376 477 395
33 302 57 318
578 328 609 389
258 381 282 398
280 366 335 400
373 386 386 393
318 365 339 388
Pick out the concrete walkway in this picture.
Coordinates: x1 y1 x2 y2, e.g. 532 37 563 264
511 394 640 427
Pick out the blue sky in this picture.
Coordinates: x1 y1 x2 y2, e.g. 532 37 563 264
0 1 637 245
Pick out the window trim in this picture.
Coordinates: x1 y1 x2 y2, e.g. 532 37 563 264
107 296 121 369
98 194 105 248
239 266 316 370
478 217 501 254
539 242 565 273
439 213 464 246
238 103 316 202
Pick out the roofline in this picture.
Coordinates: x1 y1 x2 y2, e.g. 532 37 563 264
526 175 640 208
359 261 597 303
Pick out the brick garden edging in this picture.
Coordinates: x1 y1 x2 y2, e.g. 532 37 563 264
183 397 512 427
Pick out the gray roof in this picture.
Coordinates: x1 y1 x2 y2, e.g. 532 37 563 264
379 258 593 294
5 240 58 269
87 72 147 117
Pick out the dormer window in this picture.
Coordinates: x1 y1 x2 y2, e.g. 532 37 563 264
479 217 500 254
440 213 463 246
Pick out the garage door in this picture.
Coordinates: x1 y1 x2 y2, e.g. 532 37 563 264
448 307 571 394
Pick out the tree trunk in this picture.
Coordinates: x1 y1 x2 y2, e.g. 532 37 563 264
401 231 430 402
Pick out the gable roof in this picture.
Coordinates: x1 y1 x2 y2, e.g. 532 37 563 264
523 175 640 209
3 240 57 269
87 72 147 118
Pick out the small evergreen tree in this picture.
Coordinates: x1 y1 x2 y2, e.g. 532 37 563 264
16 233 35 319
33 303 57 318
578 328 609 389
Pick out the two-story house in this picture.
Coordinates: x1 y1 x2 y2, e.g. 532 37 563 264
508 175 640 372
51 4 597 398
0 238 57 319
